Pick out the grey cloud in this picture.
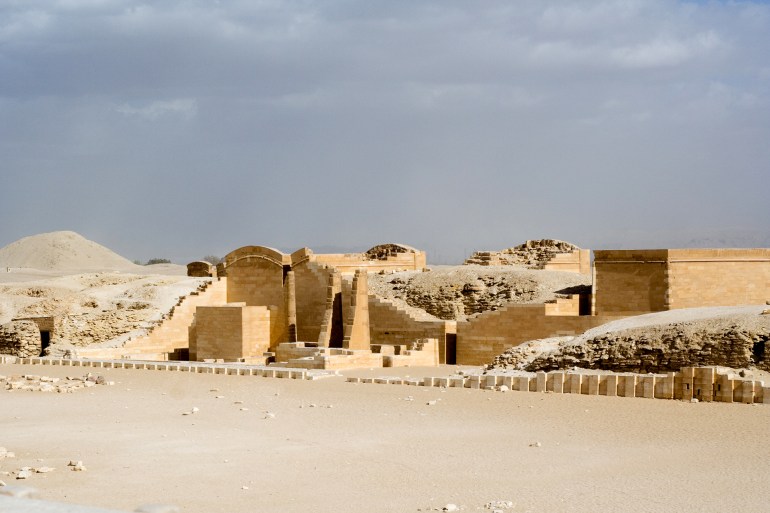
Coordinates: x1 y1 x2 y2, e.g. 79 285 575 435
1 0 768 263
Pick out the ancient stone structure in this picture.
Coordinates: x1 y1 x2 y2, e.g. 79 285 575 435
0 320 42 358
348 366 770 405
186 261 214 277
57 242 770 372
464 239 591 274
594 249 770 316
184 244 439 369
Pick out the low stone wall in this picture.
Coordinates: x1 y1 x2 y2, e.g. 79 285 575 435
346 366 768 405
1 356 338 381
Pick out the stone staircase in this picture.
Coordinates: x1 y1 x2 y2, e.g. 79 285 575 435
78 278 228 361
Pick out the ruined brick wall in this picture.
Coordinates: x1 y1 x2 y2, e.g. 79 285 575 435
456 304 616 366
542 249 591 274
465 240 588 274
0 320 41 357
186 261 213 277
313 244 426 273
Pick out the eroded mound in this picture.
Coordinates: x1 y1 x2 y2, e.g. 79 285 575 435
0 231 138 272
487 307 770 373
368 265 591 321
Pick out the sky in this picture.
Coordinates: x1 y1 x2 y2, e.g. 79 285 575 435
1 0 769 264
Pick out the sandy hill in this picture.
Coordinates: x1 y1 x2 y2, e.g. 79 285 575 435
0 231 139 272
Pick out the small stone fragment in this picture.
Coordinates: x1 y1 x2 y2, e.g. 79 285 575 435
443 504 459 512
34 467 55 473
529 441 542 447
16 470 32 480
426 400 437 406
134 505 180 513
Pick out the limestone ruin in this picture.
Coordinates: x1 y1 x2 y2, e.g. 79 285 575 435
2 236 769 376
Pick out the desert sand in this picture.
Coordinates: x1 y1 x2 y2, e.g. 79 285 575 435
2 363 770 513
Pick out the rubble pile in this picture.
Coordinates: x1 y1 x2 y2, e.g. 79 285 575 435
369 266 590 321
1 373 113 393
464 239 580 268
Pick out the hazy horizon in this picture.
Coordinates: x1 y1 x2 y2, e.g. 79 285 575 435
2 1 769 264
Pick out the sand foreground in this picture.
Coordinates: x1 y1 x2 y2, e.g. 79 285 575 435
2 364 770 513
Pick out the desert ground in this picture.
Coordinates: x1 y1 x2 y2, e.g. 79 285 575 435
3 363 770 513
2 232 770 512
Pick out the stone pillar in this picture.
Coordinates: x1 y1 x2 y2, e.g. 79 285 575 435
285 270 297 343
342 270 371 350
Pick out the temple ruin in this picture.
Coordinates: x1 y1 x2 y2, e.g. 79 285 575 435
67 242 770 370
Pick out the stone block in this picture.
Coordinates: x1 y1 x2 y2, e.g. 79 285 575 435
566 373 582 394
548 372 565 394
585 374 599 395
619 375 636 398
600 374 616 396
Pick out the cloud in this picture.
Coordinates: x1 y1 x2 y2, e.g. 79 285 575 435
0 0 769 262
611 31 722 68
114 99 197 120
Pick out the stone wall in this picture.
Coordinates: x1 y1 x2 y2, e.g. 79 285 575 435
292 260 333 343
225 246 288 348
456 302 617 366
186 261 213 277
342 271 371 350
350 366 769 405
313 244 426 274
190 304 271 361
593 250 669 316
368 295 451 362
0 320 41 357
594 249 770 316
667 249 770 308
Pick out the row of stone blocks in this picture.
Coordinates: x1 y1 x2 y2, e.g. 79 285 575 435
2 356 332 381
346 367 769 405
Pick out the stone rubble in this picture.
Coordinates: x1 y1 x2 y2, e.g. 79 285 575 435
1 372 112 393
464 239 580 268
368 264 590 321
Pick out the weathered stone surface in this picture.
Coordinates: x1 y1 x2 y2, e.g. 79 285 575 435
369 266 589 321
0 320 40 358
489 314 770 373
465 239 580 268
